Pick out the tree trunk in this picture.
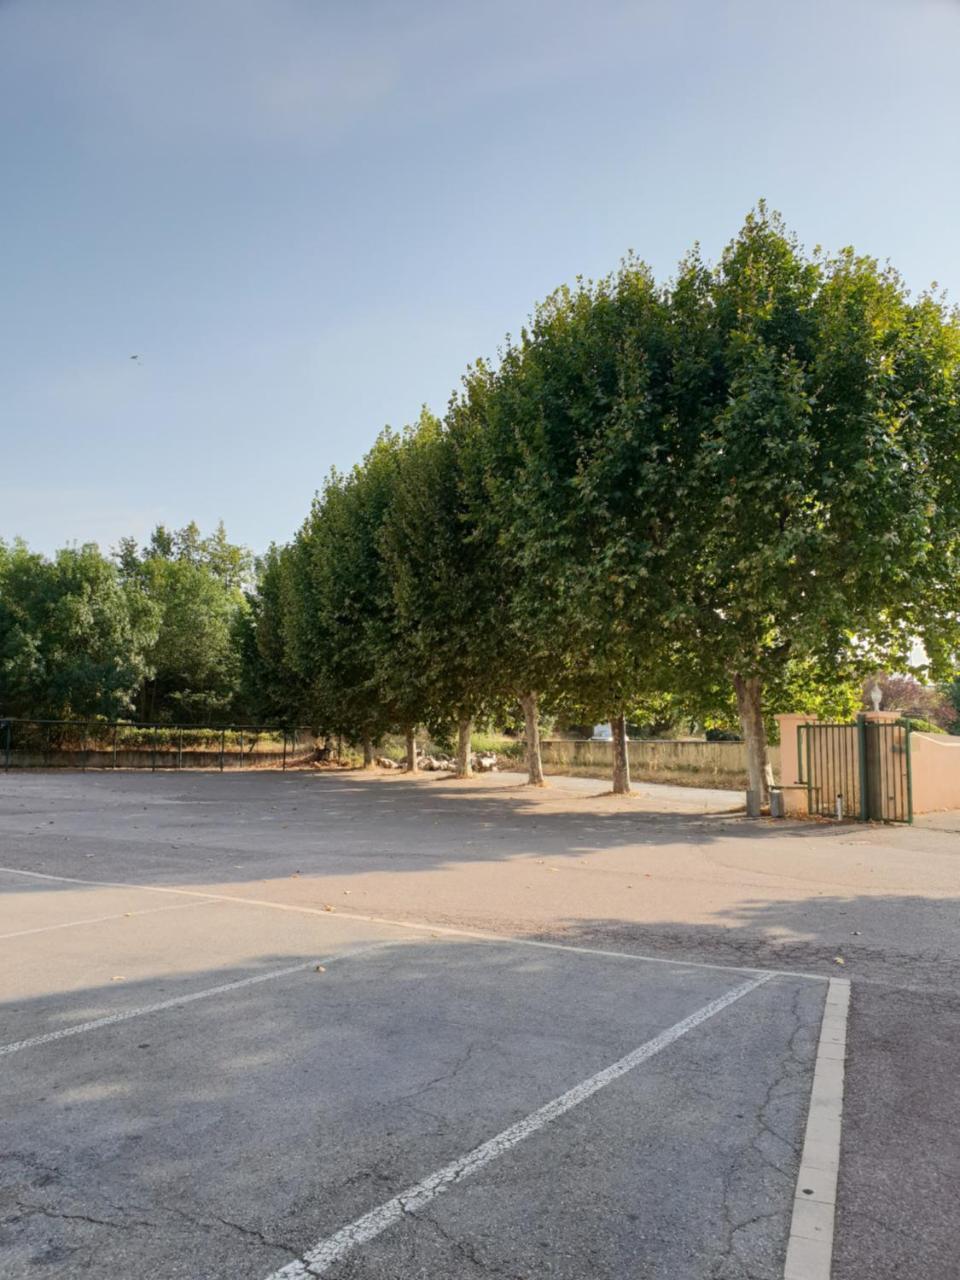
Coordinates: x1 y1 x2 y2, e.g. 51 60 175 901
610 713 631 794
405 726 418 773
732 673 774 808
362 736 374 769
455 717 473 778
520 693 546 786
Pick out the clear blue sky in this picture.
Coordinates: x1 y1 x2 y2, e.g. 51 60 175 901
3 0 958 557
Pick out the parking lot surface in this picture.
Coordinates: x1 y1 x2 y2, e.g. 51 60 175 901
1 769 958 1277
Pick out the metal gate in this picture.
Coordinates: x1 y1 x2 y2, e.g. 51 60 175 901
798 717 912 823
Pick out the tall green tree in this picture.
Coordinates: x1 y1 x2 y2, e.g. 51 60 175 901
378 410 506 777
481 264 676 792
234 545 311 725
286 438 427 764
652 207 960 800
118 522 252 723
0 540 157 719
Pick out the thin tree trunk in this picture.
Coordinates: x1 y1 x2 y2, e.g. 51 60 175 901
610 712 631 795
520 693 545 786
732 673 774 808
405 726 418 773
362 736 374 769
455 717 473 778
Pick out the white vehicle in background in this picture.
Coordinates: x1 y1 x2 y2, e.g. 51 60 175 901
590 724 613 741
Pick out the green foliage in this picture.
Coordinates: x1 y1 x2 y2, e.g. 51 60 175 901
9 210 958 772
0 539 157 718
118 523 252 723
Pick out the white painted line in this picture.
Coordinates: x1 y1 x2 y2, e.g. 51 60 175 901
0 865 828 983
0 899 209 940
783 977 850 1280
263 973 773 1279
0 942 387 1059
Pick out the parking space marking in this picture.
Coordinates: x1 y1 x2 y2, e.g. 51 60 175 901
0 942 389 1059
262 973 773 1280
0 898 208 940
784 977 850 1280
0 864 829 982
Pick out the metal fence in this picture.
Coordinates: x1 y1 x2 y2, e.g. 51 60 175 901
797 716 912 822
0 718 318 772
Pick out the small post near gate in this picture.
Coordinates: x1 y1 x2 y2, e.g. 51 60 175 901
220 728 225 772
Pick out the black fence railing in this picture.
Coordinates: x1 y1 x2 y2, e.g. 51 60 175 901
0 718 318 773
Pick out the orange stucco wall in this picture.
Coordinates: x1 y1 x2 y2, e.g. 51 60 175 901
910 732 960 814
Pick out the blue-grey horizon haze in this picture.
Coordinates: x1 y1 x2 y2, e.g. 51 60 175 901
2 0 959 558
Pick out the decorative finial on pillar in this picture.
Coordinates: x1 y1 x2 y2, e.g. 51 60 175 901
870 682 883 711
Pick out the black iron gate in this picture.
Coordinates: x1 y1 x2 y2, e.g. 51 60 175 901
798 717 912 823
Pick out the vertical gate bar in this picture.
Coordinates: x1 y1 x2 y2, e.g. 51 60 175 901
844 725 850 813
805 725 813 815
239 729 244 770
282 732 287 772
905 720 914 823
892 725 898 821
831 725 837 815
3 721 10 773
840 726 846 815
152 726 158 772
178 727 183 771
889 724 896 821
220 729 225 772
885 727 896 814
112 722 118 770
901 723 908 822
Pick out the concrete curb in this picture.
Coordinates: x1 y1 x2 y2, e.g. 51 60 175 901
784 977 850 1279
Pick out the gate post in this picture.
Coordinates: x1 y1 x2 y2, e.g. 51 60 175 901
856 714 868 821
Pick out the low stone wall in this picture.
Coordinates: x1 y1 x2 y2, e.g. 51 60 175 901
539 738 781 791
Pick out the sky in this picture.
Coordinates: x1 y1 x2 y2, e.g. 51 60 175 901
2 0 959 558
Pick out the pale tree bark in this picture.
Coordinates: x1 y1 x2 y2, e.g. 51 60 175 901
405 726 418 773
362 736 374 769
732 673 774 808
610 713 631 795
520 693 546 786
455 717 473 778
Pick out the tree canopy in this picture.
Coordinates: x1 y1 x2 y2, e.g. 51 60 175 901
5 209 958 794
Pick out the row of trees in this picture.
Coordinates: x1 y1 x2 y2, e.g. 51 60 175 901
0 523 254 724
242 208 960 801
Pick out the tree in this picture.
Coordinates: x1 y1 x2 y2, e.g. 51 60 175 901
461 266 676 792
285 438 426 763
0 540 157 719
378 410 506 777
117 522 252 723
234 545 312 725
643 207 960 802
448 355 574 785
863 673 957 730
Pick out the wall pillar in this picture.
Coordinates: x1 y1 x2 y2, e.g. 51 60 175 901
776 713 820 785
